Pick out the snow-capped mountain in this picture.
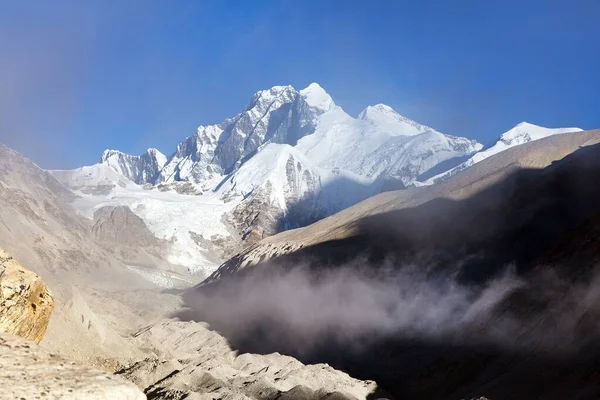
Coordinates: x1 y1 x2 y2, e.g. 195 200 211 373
420 122 582 185
358 103 433 135
89 82 482 240
51 163 133 195
50 83 587 276
295 105 481 182
103 83 482 187
101 83 481 188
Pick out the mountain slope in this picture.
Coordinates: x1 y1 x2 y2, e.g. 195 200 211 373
51 164 237 275
51 163 134 195
0 144 183 366
213 129 600 273
1 143 384 399
219 143 380 241
296 104 481 183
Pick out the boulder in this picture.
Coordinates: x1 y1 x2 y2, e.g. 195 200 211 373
0 248 54 343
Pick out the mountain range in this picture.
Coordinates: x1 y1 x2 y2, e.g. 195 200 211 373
51 83 580 277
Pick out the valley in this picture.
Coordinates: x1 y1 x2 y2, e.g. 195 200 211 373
0 83 597 400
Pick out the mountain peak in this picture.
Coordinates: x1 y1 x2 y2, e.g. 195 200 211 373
358 104 431 136
505 121 543 132
247 85 297 110
266 84 295 93
145 148 168 168
500 121 581 143
254 85 295 98
100 149 123 162
362 103 395 114
357 104 400 121
301 82 323 92
101 148 165 162
514 121 536 128
299 82 335 111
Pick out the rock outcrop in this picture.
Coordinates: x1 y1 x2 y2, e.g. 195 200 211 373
0 248 54 344
0 333 146 399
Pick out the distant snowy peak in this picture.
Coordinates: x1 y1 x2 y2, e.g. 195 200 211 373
358 104 433 136
496 121 581 147
421 122 583 185
469 121 582 165
101 148 166 164
147 148 168 167
299 82 335 112
295 104 482 184
246 85 297 115
100 148 167 184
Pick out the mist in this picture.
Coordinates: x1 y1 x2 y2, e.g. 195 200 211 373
180 259 600 360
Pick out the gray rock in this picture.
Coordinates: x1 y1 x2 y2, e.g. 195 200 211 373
118 320 377 400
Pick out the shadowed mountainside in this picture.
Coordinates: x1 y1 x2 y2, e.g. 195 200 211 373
252 142 600 283
180 132 600 399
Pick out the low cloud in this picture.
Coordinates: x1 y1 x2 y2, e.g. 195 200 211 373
180 258 600 360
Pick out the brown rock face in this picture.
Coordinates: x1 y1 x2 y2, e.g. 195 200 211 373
0 248 54 343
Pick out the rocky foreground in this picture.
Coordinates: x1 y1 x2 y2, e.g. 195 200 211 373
0 333 144 400
0 247 146 399
118 320 381 400
0 245 382 399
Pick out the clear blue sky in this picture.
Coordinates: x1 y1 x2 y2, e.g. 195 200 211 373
1 0 599 169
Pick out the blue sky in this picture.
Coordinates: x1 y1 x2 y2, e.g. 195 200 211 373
1 0 599 168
